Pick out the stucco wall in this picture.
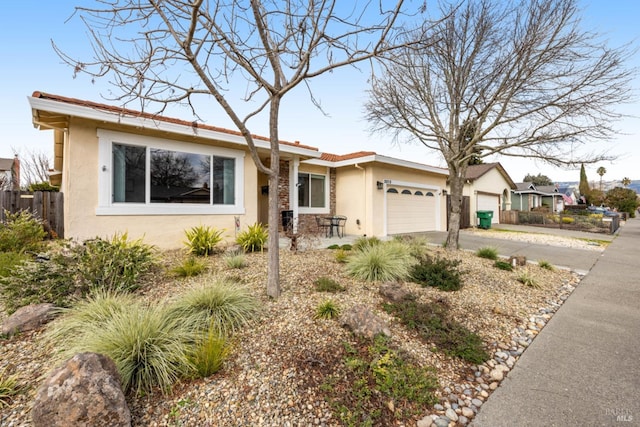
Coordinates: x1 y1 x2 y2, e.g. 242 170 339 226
336 163 447 237
63 118 258 249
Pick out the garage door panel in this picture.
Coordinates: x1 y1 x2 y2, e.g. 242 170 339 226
477 194 500 224
387 189 437 234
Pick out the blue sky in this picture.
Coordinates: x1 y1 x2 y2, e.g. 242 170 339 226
1 1 638 183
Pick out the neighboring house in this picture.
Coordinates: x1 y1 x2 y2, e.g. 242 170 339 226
461 163 516 226
0 156 20 191
511 182 564 212
29 91 448 248
556 184 578 205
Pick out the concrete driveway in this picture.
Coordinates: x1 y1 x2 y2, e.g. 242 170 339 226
424 224 613 274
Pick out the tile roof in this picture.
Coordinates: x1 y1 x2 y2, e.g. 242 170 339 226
31 91 319 152
319 151 377 162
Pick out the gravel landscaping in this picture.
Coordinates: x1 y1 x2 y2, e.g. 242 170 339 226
0 236 586 427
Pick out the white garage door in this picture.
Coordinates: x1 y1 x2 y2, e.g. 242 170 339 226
387 187 438 234
477 193 500 224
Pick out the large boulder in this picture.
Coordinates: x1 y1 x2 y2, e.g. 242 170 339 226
379 282 414 302
32 352 131 427
1 303 57 337
340 305 391 340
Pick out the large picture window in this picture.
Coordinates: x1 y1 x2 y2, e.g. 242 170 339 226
298 173 326 208
99 130 244 215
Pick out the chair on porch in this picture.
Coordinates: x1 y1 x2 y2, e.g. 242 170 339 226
335 215 347 238
315 216 331 237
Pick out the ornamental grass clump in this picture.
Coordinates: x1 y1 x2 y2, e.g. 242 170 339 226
476 246 499 260
236 223 268 253
346 241 413 282
48 296 192 395
223 250 247 269
0 367 20 407
314 299 341 320
188 324 234 378
167 278 260 337
184 225 224 256
172 257 207 277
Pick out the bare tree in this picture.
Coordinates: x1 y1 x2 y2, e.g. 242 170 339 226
55 0 422 297
365 0 635 249
11 149 52 189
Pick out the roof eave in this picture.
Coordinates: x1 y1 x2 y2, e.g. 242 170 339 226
304 154 449 176
28 96 321 158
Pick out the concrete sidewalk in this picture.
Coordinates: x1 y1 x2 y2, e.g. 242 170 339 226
472 218 640 426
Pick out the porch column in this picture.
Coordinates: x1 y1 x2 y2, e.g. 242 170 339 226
289 157 300 233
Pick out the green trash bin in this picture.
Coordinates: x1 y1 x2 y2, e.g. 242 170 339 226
476 210 493 229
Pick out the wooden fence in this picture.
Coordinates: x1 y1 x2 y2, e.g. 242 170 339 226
0 191 64 238
500 209 618 234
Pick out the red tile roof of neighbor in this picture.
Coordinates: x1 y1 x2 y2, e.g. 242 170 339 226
319 151 377 162
31 91 319 152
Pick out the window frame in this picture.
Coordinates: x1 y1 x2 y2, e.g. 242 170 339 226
97 129 245 215
297 171 329 214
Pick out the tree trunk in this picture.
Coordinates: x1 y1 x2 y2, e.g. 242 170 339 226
445 172 465 250
266 96 282 298
267 163 280 298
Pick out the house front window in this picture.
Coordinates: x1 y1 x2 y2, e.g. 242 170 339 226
98 130 244 215
298 173 326 208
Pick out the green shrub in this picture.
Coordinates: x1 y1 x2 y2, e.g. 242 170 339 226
224 251 247 269
0 251 78 314
187 325 233 378
184 225 224 256
75 233 157 293
172 257 206 277
561 217 575 224
323 335 438 426
0 367 20 407
383 300 489 364
167 279 260 337
334 248 349 264
410 255 463 292
314 299 341 320
28 182 59 192
314 277 346 293
236 223 268 253
346 241 413 282
538 260 554 271
494 260 513 271
0 252 28 278
340 244 352 251
0 210 46 253
352 236 382 252
517 271 540 288
476 246 499 260
327 244 340 250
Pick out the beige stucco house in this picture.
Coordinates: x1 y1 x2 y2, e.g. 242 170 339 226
29 91 448 248
461 163 516 226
